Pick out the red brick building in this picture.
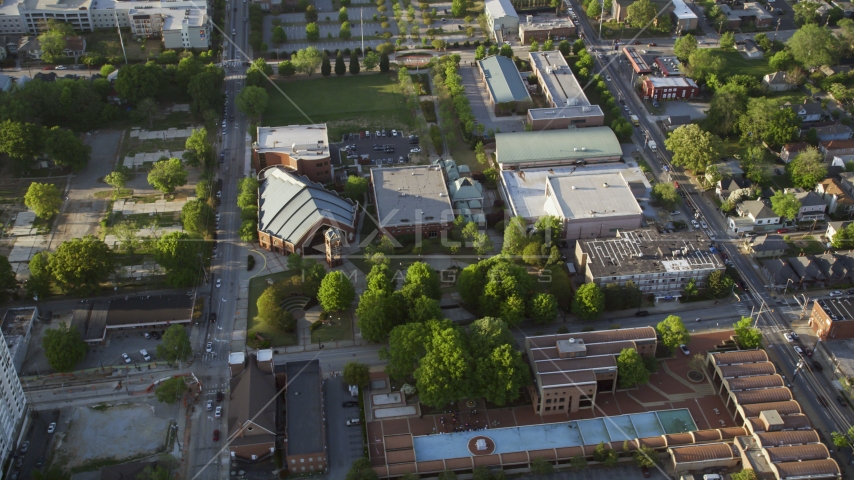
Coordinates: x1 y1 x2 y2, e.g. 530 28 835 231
810 296 854 341
642 76 699 101
252 124 333 184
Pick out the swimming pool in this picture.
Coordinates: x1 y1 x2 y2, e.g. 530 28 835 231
412 408 697 462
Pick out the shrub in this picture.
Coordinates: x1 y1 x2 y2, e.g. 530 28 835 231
247 255 255 271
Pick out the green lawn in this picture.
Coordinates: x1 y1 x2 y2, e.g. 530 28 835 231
263 73 414 142
711 50 775 79
311 312 354 343
247 271 300 347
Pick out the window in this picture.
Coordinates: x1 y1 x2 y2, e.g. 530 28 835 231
545 399 552 404
300 458 304 463
429 231 438 238
545 406 551 411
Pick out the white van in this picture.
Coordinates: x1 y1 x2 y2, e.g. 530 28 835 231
346 418 361 426
140 349 151 361
703 475 723 480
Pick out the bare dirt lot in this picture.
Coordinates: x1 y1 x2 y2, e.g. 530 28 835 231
51 402 172 471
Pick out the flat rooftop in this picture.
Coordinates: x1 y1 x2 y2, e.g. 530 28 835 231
823 339 854 380
106 293 194 328
655 56 684 76
501 163 648 220
255 124 329 160
672 0 698 19
528 104 605 120
519 19 575 31
1 307 35 337
477 55 531 104
24 0 90 11
495 127 622 165
529 51 589 108
578 229 725 278
545 173 643 221
371 166 453 228
285 360 324 455
812 296 854 321
484 0 517 19
645 77 698 88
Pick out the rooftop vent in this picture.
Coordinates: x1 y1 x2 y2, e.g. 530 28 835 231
603 183 609 188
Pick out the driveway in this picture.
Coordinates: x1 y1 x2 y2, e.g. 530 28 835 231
661 100 709 121
459 66 526 134
325 377 364 478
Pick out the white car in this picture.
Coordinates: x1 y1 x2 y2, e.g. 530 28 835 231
215 406 222 418
606 75 612 81
410 147 421 153
47 423 56 434
671 211 680 216
215 213 221 221
691 219 700 228
55 65 67 70
392 129 397 136
122 353 132 363
206 400 213 411
700 221 708 229
793 345 805 356
206 342 213 353
783 332 794 342
216 279 222 288
679 344 690 355
216 191 222 198
829 290 843 297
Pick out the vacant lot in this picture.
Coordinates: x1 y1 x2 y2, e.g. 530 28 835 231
712 50 775 78
84 30 159 62
51 403 171 472
263 73 413 141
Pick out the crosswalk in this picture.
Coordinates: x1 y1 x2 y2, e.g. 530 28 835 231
203 383 229 396
734 302 752 317
200 353 218 362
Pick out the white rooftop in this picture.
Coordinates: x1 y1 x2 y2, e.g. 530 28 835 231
646 76 698 88
371 165 454 228
229 351 245 364
255 124 329 160
671 0 698 19
519 19 575 30
502 164 650 220
545 173 643 221
485 0 517 19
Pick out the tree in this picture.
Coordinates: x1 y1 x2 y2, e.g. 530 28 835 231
674 34 698 61
634 445 659 468
357 290 404 342
155 232 204 287
686 48 725 83
793 0 821 25
451 0 465 16
651 183 679 210
340 21 352 39
499 44 513 58
42 322 88 372
474 342 529 406
720 31 735 50
349 52 361 74
415 324 471 407
730 471 759 480
380 53 390 72
305 5 318 23
181 199 214 236
37 20 73 62
572 283 604 320
44 127 91 171
306 22 320 41
768 50 795 72
380 321 431 379
502 216 529 255
344 175 369 199
0 256 16 302
530 293 558 324
543 39 554 51
157 325 192 364
707 270 734 298
734 317 762 349
788 146 827 189
318 271 356 312
278 60 296 76
181 128 213 168
147 158 187 193
24 182 63 219
664 124 723 173
611 118 633 140
363 52 379 71
256 284 296 333
49 236 113 294
346 458 377 480
531 457 553 474
115 63 163 104
339 6 349 22
617 348 650 388
155 376 187 404
656 315 690 354
236 86 269 120
402 262 441 302
271 25 287 45
529 40 540 52
0 120 41 164
409 295 443 323
335 52 346 75
343 361 370 387
704 81 748 136
787 24 840 69
27 251 51 300
626 0 656 28
770 191 801 220
738 97 799 146
366 263 395 295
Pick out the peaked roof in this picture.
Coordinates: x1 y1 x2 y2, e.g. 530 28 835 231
258 166 355 243
794 190 827 207
449 177 483 201
820 139 854 150
764 71 787 84
740 200 777 219
783 101 824 117
788 256 827 281
478 55 531 104
750 234 787 252
229 356 277 437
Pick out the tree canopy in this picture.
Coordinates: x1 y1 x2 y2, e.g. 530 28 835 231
154 232 204 288
157 325 193 364
656 315 690 354
181 199 214 236
674 34 698 61
147 157 188 193
787 146 828 189
236 86 269 120
572 283 604 320
617 348 650 388
42 322 88 372
155 376 187 404
317 270 355 312
664 124 723 173
787 24 840 68
651 183 679 210
183 128 214 168
24 182 63 219
625 0 657 28
48 236 113 294
738 98 799 146
769 191 801 220
734 317 762 349
343 361 371 387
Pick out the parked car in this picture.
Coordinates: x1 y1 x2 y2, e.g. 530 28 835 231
837 396 847 407
679 344 690 355
784 333 794 342
343 400 358 407
829 291 843 297
210 312 217 322
700 221 708 229
20 441 29 453
410 147 421 153
776 228 789 233
791 332 799 341
648 43 657 46
216 279 222 288
635 310 650 317
671 211 680 215
691 219 700 228
207 400 213 411
793 345 805 356
213 429 220 441
206 342 213 353
217 391 224 402
215 406 222 418
346 418 361 426
812 361 824 371
47 422 56 434
122 353 132 363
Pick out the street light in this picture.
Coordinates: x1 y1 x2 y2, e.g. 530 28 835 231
783 278 794 295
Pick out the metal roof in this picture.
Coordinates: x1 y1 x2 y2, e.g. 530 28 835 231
711 350 769 366
670 443 738 463
495 128 622 165
755 430 820 447
739 401 803 418
771 459 840 478
725 375 784 391
764 444 830 463
484 0 517 19
478 55 531 104
717 362 777 378
747 414 812 433
258 166 356 244
732 387 792 405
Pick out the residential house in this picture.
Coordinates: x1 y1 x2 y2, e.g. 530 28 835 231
832 155 854 169
814 124 854 142
827 220 853 245
792 190 828 221
32 72 56 82
821 65 852 76
16 35 85 60
728 200 781 233
784 100 825 123
227 351 277 462
707 160 744 183
17 36 39 60
762 259 800 291
812 253 853 285
0 36 19 60
740 39 764 59
788 256 828 289
746 234 788 258
448 177 485 225
0 74 12 92
816 178 854 216
822 140 854 161
716 178 752 203
781 143 808 163
665 115 691 130
762 72 793 92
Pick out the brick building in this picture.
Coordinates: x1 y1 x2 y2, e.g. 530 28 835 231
809 295 854 341
284 360 327 474
369 165 454 239
642 76 699 100
518 18 575 44
252 124 333 184
227 351 277 462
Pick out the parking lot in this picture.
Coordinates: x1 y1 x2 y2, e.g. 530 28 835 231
324 377 365 479
336 129 421 166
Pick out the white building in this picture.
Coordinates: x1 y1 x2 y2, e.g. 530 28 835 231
484 0 518 42
0 329 27 472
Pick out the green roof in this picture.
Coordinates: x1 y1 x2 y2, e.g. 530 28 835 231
478 55 531 104
495 127 623 164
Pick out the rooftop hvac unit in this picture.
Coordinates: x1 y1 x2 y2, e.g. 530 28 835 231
581 147 587 151
602 183 609 188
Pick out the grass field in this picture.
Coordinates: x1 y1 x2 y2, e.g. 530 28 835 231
247 271 299 347
263 73 414 141
711 50 775 79
311 312 354 343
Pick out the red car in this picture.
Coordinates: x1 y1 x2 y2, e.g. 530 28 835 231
42 66 54 70
642 466 651 478
648 43 657 47
213 429 220 441
632 40 641 45
777 228 789 233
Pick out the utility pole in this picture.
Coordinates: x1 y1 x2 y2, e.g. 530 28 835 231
114 11 128 65
773 18 781 41
598 2 604 41
361 8 365 57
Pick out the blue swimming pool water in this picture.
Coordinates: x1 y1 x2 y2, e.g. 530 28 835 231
412 408 697 462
